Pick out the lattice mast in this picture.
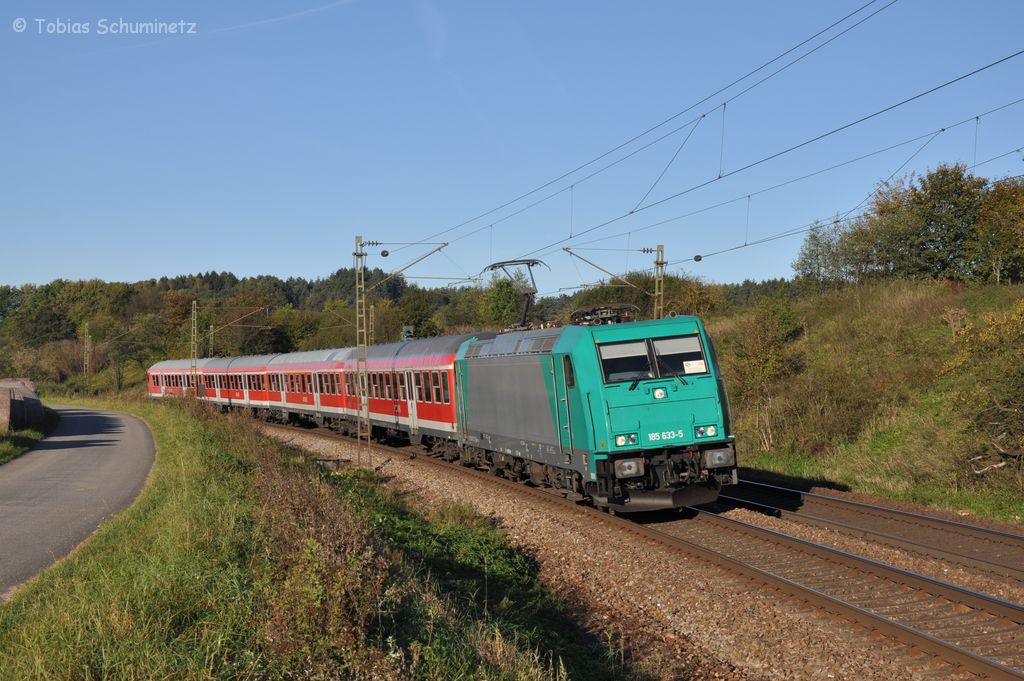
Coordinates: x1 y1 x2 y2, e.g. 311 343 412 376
653 244 666 320
190 300 198 395
354 235 371 464
83 322 92 394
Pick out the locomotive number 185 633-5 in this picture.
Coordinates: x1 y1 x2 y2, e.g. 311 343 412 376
647 430 686 442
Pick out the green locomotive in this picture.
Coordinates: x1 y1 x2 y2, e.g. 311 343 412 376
454 315 736 512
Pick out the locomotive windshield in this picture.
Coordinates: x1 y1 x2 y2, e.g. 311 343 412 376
652 335 708 376
598 334 709 383
598 341 653 383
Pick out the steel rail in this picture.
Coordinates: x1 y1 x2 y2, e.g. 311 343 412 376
261 422 1024 679
717 492 1024 584
727 480 1024 582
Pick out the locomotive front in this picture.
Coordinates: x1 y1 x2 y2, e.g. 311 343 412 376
573 317 737 512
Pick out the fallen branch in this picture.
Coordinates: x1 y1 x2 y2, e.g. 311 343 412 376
972 461 1007 475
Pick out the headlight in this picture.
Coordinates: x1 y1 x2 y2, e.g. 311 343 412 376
614 458 645 478
703 447 735 469
695 424 718 438
614 433 638 447
653 387 667 399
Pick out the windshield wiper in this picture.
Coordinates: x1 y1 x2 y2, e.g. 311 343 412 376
628 377 642 391
656 356 688 386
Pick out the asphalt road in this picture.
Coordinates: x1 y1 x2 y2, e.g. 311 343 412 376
0 406 154 598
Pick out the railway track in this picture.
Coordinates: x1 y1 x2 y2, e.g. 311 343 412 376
718 480 1024 584
265 423 1024 679
653 510 1024 678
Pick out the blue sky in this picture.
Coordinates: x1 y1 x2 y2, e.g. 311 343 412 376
2 0 1022 291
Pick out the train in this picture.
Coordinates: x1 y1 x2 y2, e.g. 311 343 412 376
148 315 737 512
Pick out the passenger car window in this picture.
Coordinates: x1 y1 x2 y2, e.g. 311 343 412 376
422 372 432 403
597 341 653 383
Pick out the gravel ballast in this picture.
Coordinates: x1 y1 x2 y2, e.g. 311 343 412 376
263 427 971 681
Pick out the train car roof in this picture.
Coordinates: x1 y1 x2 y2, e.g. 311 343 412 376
266 349 340 367
149 358 216 371
204 356 241 369
150 331 500 372
394 332 496 359
223 354 281 370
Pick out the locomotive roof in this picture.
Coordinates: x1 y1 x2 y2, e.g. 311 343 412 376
463 327 562 358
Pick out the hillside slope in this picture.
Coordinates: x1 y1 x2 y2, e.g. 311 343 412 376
708 280 1024 523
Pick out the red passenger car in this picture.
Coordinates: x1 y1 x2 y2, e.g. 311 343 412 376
147 333 494 443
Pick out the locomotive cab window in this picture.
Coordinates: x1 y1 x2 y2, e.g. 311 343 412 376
563 355 575 388
653 335 708 376
598 341 653 383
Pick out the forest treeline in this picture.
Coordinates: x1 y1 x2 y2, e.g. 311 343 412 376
0 257 780 389
0 162 1020 394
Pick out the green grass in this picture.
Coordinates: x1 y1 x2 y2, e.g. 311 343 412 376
0 408 60 466
0 397 263 678
327 473 640 680
1 396 643 679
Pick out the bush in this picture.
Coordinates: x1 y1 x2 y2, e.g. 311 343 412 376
952 300 1024 491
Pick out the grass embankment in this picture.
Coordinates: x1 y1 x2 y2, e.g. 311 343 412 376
0 397 637 680
0 408 59 466
710 281 1024 523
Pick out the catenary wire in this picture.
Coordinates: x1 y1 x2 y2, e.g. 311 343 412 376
515 52 1024 260
537 95 1024 256
538 153 1024 294
389 0 892 254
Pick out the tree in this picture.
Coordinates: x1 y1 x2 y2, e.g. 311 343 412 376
793 220 845 289
482 277 523 328
440 286 487 330
972 178 1024 284
828 166 989 283
8 292 76 346
664 273 719 316
908 164 986 280
0 285 22 326
399 286 442 337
